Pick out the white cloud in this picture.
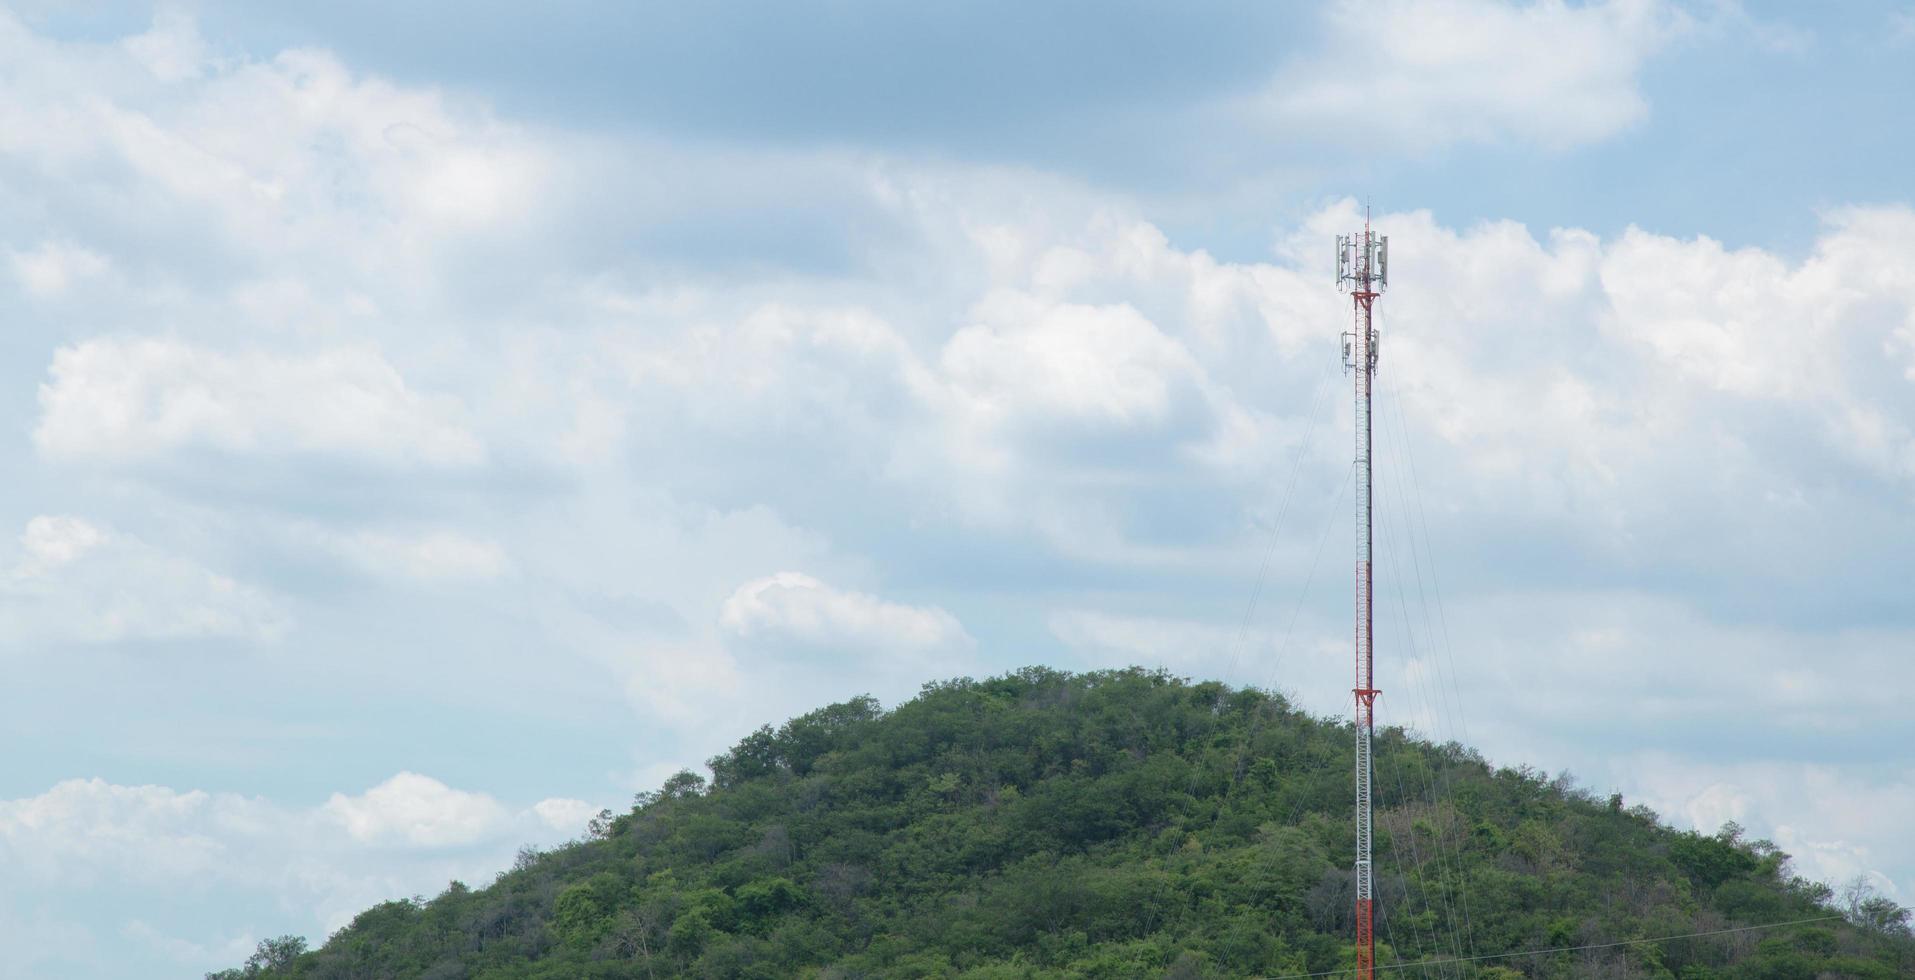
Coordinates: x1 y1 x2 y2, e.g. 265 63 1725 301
323 772 510 847
306 526 510 584
720 571 973 658
1266 200 1915 577
600 571 983 735
35 338 484 467
478 192 1915 586
0 515 285 644
8 241 109 298
621 643 746 728
1263 0 1686 150
0 8 551 254
532 797 600 834
121 8 210 84
18 514 107 569
0 771 598 973
938 298 1207 434
1598 207 1915 479
0 778 241 885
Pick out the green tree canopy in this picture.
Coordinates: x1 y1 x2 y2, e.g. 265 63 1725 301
217 668 1914 979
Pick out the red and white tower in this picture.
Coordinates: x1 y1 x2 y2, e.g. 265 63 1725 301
1337 217 1387 980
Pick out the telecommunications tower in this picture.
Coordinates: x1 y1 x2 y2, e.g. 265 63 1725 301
1337 216 1387 980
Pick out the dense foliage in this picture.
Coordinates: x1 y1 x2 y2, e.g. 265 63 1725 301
218 668 1913 979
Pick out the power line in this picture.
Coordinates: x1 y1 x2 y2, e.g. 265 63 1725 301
1372 374 1477 969
1377 343 1483 965
1229 462 1352 787
1225 374 1334 682
1250 914 1846 979
1266 461 1352 686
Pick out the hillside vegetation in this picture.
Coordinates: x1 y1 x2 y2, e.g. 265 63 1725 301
217 668 1913 979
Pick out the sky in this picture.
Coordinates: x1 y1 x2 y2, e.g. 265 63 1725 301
0 0 1912 975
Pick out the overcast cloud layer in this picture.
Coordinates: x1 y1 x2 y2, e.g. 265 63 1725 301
2 2 1913 976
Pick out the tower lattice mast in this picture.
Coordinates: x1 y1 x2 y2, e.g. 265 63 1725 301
1337 215 1387 980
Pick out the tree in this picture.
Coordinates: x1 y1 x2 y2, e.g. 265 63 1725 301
1843 875 1914 937
203 935 306 980
205 669 1915 979
586 807 616 840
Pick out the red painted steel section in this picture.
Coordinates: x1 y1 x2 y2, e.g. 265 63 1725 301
1356 898 1375 979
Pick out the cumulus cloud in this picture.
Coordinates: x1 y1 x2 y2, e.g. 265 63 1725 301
0 515 285 644
120 7 209 84
0 771 602 971
595 572 975 733
1602 208 1915 479
720 571 973 657
299 525 510 584
8 241 109 298
0 8 551 252
323 772 511 848
484 192 1915 616
532 797 600 834
620 642 747 729
938 299 1208 435
0 778 243 885
34 339 484 467
1262 0 1686 150
17 514 107 569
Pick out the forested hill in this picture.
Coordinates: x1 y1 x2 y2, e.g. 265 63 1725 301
217 668 1913 979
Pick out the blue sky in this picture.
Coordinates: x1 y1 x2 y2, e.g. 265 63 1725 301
1 1 1912 976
